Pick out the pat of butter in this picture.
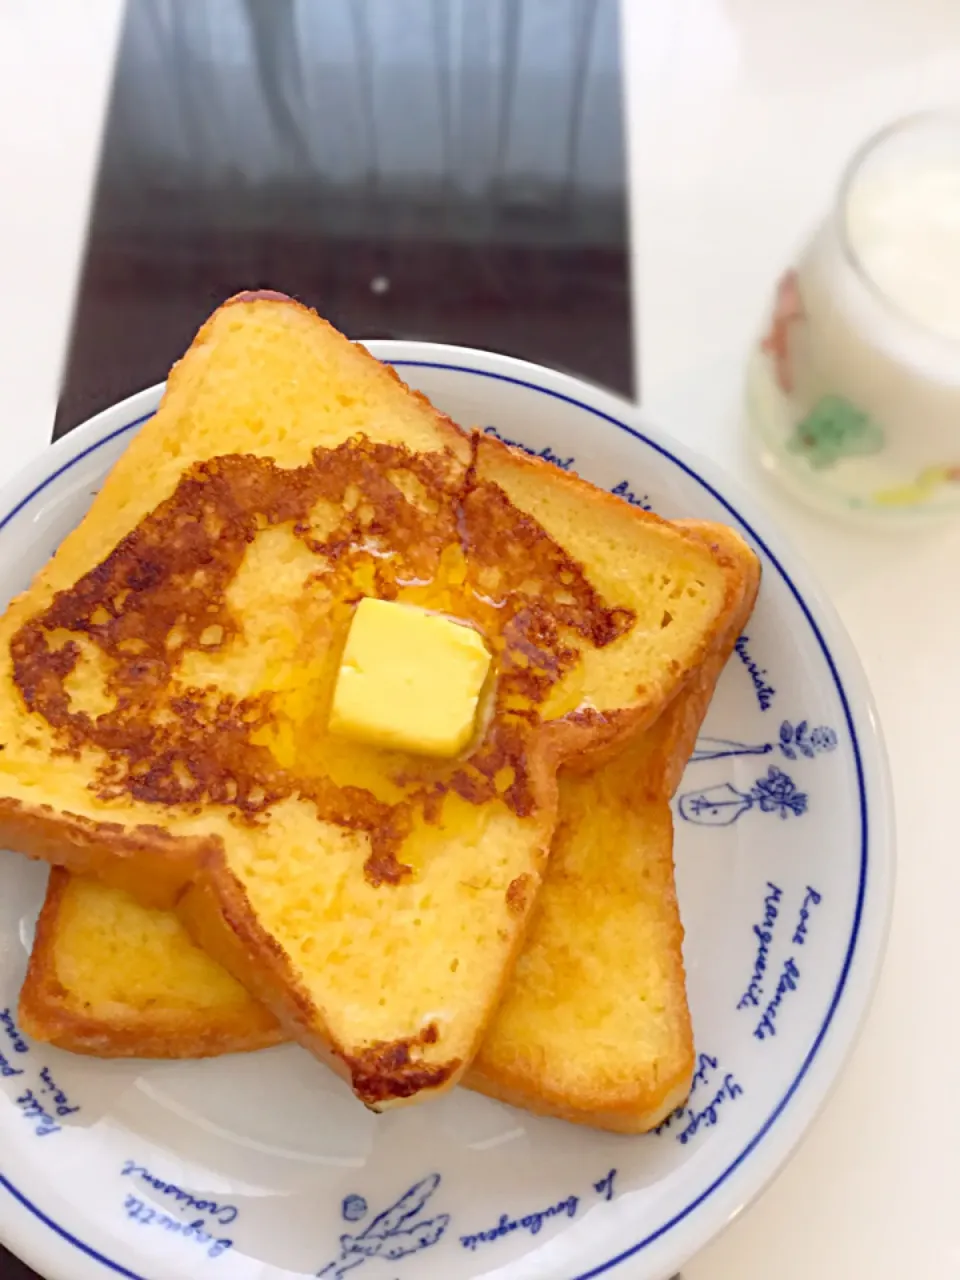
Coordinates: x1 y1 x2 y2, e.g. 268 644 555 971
329 598 491 757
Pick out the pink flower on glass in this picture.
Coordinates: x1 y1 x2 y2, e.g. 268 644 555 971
761 269 804 393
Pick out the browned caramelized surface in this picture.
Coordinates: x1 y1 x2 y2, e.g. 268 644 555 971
11 435 634 884
342 1022 461 1104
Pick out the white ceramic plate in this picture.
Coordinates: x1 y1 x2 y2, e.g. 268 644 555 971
0 344 893 1280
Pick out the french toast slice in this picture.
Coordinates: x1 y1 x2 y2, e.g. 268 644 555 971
466 524 761 1132
20 526 758 1134
0 294 738 1107
21 869 285 1059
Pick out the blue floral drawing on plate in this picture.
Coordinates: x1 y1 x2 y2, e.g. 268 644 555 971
678 766 808 826
341 1195 368 1224
691 719 837 764
318 1174 449 1278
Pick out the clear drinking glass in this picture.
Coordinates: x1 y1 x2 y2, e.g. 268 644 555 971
746 110 960 520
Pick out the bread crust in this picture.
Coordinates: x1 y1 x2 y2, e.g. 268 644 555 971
473 437 749 768
0 800 212 909
18 868 284 1058
464 525 760 1131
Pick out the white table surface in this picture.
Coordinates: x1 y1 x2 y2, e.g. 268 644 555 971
2 1 959 1277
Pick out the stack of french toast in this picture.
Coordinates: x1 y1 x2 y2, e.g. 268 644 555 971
0 294 758 1134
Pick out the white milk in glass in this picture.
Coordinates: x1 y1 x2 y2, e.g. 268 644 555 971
848 164 960 341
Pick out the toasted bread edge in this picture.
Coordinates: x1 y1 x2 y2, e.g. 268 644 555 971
18 868 285 1059
463 524 760 1131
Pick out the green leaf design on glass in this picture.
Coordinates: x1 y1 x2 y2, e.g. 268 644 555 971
787 395 885 470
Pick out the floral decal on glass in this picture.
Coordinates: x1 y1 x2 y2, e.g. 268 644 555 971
872 463 960 508
761 269 804 393
787 395 884 470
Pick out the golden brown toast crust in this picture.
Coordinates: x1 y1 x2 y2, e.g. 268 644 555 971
176 863 470 1101
464 524 760 1131
18 869 284 1058
463 804 693 1134
219 291 472 463
1 294 740 1106
0 800 213 910
656 521 762 795
469 438 749 765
